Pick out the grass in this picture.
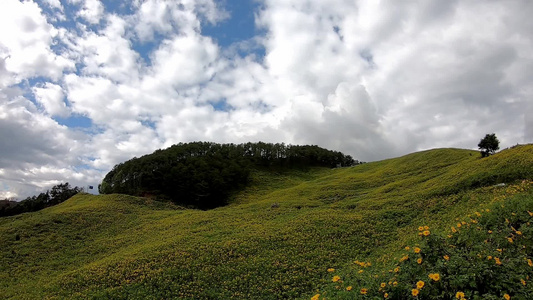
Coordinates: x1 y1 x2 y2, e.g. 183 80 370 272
1 145 532 299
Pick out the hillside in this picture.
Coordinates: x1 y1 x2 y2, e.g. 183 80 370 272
1 145 533 299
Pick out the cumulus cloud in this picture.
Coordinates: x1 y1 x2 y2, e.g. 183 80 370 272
1 0 532 198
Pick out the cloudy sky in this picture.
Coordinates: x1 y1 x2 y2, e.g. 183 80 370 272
1 0 532 199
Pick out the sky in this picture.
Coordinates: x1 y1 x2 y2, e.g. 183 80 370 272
1 0 532 199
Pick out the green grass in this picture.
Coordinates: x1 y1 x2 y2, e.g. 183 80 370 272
1 145 532 299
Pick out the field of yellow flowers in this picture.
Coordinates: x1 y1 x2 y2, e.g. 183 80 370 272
1 145 532 299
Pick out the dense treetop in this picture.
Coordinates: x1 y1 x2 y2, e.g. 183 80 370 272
99 142 359 209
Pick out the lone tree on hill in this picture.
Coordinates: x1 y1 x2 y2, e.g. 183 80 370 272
478 133 500 157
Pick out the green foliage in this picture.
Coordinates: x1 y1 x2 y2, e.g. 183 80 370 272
0 145 532 299
318 180 533 299
99 142 358 209
0 182 82 217
478 133 500 158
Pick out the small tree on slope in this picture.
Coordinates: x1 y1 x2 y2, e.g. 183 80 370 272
478 133 500 157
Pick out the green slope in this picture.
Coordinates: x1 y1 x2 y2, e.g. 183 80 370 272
1 145 532 299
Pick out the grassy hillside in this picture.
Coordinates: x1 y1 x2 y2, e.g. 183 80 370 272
1 145 532 299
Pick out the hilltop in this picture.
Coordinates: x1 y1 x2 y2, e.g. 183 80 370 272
1 145 532 299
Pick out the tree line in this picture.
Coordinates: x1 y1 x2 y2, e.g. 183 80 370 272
0 183 83 217
99 142 360 209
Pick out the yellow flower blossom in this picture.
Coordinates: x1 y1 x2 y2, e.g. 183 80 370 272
384 293 389 298
332 275 341 282
380 282 386 288
444 255 450 261
507 237 513 243
394 267 400 273
495 257 502 265
416 281 425 289
456 291 465 299
405 246 410 250
311 294 320 300
424 226 429 230
487 256 493 260
346 286 352 291
528 259 533 267
452 226 457 233
360 288 368 295
429 273 440 281
423 230 430 236
418 226 424 231
327 268 335 273
417 258 423 264
393 281 398 286
412 289 419 296
488 230 493 234
504 293 510 300
521 279 526 286
414 247 421 253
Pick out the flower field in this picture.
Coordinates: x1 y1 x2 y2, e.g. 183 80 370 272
1 145 532 299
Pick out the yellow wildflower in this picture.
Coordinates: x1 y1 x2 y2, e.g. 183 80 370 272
423 230 430 236
311 294 320 300
393 281 398 286
504 293 510 300
380 282 386 288
495 257 502 265
487 256 493 260
400 255 409 262
452 226 457 233
414 247 421 253
429 273 440 281
332 275 341 282
418 226 424 231
507 237 513 243
346 286 352 291
521 279 526 286
417 258 423 264
412 289 419 296
360 288 368 295
457 223 462 228
516 231 522 235
327 268 335 273
416 281 425 289
394 267 400 273
424 226 429 230
528 211 533 217
444 255 450 261
528 259 533 267
384 293 389 298
456 291 465 299
405 246 410 251
359 270 364 273
488 230 492 234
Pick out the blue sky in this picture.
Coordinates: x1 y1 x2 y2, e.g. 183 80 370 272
0 0 532 198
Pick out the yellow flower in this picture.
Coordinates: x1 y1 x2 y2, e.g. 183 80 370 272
424 226 429 230
418 226 424 231
332 275 341 282
380 282 386 288
496 248 503 253
359 270 364 273
384 293 389 298
423 230 430 236
327 268 335 273
495 257 502 265
444 255 450 261
457 223 462 228
360 288 368 295
394 267 400 273
346 286 352 291
507 237 513 243
528 259 533 267
504 293 510 300
429 273 440 281
521 279 526 286
528 211 533 217
412 289 419 296
488 230 493 234
414 247 421 253
516 231 522 235
452 226 457 233
417 258 423 264
400 255 409 262
311 294 320 300
405 246 410 250
487 256 493 260
393 281 398 286
416 281 425 289
456 291 465 299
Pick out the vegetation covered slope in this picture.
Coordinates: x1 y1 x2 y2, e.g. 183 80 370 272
99 142 358 209
1 145 532 299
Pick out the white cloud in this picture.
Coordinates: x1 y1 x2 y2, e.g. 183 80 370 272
1 0 533 198
32 83 70 117
0 0 74 82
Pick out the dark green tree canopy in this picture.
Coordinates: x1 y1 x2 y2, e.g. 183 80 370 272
100 142 360 209
478 133 500 157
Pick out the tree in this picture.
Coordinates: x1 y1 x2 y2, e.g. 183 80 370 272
478 133 500 157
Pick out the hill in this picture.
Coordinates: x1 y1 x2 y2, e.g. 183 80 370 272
1 145 532 299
